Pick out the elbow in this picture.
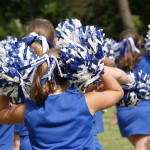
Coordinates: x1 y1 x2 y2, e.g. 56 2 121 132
115 87 124 103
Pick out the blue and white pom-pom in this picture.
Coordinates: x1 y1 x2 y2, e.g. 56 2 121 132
56 19 107 91
117 70 150 107
144 25 150 56
0 38 63 103
105 38 120 62
56 18 82 49
58 26 107 91
0 36 39 103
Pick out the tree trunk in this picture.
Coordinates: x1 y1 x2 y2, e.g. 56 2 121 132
116 0 135 29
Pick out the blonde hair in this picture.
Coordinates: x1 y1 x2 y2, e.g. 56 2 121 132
119 29 142 72
30 49 69 105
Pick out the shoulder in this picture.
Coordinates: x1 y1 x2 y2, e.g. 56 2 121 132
64 90 86 104
25 100 37 113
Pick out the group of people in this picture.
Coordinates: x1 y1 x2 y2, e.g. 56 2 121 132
0 18 150 150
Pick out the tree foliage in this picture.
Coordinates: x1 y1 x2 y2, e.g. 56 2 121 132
0 0 149 41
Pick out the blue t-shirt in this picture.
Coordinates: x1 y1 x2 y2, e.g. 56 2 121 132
24 89 101 149
134 55 150 74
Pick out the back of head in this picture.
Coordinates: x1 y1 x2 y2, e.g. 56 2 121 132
26 18 56 57
119 29 141 72
120 29 140 45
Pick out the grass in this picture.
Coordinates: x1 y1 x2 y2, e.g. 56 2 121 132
97 106 134 150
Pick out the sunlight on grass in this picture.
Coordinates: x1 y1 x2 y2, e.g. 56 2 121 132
97 106 134 150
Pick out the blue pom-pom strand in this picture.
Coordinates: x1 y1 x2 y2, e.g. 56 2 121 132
57 23 107 91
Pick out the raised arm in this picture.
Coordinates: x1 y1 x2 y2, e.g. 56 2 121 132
104 66 133 84
85 66 133 93
85 69 124 116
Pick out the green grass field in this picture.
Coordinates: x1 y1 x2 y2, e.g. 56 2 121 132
97 106 134 150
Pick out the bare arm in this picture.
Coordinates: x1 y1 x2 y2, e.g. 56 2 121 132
0 95 10 109
85 70 124 116
104 66 133 84
13 132 20 150
85 66 132 93
0 95 26 125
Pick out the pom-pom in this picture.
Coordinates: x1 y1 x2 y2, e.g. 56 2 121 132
56 18 107 91
56 18 82 49
117 70 150 107
0 36 38 103
105 38 120 62
58 25 107 91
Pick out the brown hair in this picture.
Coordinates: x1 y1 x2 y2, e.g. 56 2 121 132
118 29 142 72
26 18 62 104
30 49 69 105
26 18 56 57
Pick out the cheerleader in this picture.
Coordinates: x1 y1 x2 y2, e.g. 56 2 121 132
116 29 150 150
0 18 56 150
55 19 132 150
56 19 105 149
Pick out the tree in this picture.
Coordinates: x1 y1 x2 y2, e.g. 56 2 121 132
116 0 135 29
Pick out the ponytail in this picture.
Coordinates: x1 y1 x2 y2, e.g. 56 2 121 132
30 49 68 105
119 44 136 72
30 61 55 105
118 29 142 72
